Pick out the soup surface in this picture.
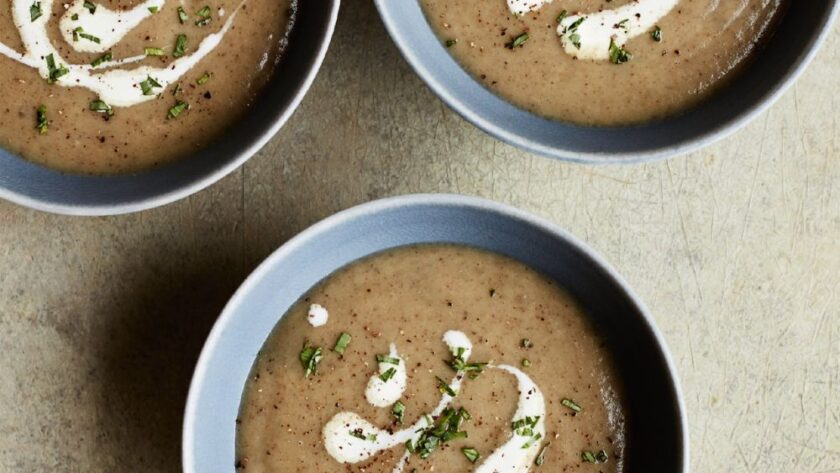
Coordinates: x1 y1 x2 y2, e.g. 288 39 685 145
421 0 786 125
237 245 627 472
0 0 294 174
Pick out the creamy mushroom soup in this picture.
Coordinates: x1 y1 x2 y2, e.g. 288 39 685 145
0 0 294 174
421 0 787 125
237 244 627 472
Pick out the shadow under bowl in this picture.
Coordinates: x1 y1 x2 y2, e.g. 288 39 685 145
0 0 340 216
374 0 840 163
183 194 688 473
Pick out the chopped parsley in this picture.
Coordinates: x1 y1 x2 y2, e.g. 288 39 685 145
195 5 212 26
462 447 480 463
376 354 400 365
333 332 351 354
45 54 69 83
148 6 159 13
651 25 662 42
564 17 586 49
144 47 165 57
139 75 162 96
83 0 96 14
379 367 397 382
30 2 42 22
506 32 529 49
35 105 47 134
71 13 78 20
406 407 470 459
196 72 211 85
177 6 188 23
392 401 406 424
609 38 632 64
73 27 101 44
448 347 486 379
89 99 114 117
436 376 457 397
556 10 568 23
173 34 188 58
298 342 322 378
535 442 550 466
349 428 377 441
561 398 582 413
90 52 112 67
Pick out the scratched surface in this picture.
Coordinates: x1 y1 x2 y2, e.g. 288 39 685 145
0 2 837 472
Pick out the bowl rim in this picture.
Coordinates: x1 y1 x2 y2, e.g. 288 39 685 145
373 0 840 164
0 0 341 216
181 193 690 472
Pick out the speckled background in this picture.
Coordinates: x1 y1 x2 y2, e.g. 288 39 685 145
0 2 837 472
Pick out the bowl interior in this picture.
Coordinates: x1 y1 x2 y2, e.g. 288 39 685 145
374 0 839 163
0 0 339 215
183 195 687 472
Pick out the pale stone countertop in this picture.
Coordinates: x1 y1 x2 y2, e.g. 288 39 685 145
0 3 837 472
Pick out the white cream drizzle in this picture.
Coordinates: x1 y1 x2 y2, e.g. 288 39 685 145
59 0 164 53
507 0 552 16
323 330 547 473
365 343 407 407
556 1 679 61
503 0 680 61
0 0 242 107
307 304 329 327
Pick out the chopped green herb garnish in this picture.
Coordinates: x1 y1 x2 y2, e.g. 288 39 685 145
89 99 114 117
144 47 165 56
596 450 609 462
45 54 69 83
35 105 47 134
196 72 211 85
379 367 397 382
616 18 630 31
651 25 662 42
581 450 597 463
521 358 531 368
172 82 183 96
148 6 159 13
333 332 351 354
298 342 322 378
564 17 586 49
177 6 188 23
535 442 550 466
506 32 529 49
521 432 542 449
556 10 568 23
462 447 480 463
349 428 377 441
376 354 401 365
521 338 532 349
436 376 457 397
445 39 457 48
447 348 487 380
173 34 188 58
195 5 212 26
561 398 582 413
512 416 542 448
406 407 470 459
83 0 96 14
30 2 42 22
609 38 632 64
73 27 101 44
71 13 79 20
392 401 406 424
566 16 586 33
90 52 112 67
139 75 162 96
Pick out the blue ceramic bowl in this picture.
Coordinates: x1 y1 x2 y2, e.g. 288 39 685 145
183 194 688 472
0 0 339 215
375 0 840 163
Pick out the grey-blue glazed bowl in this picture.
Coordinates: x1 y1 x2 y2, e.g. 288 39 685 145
375 0 840 163
183 194 688 472
0 0 339 216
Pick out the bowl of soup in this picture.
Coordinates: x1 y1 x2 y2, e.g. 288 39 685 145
183 194 688 472
374 0 839 162
0 0 339 215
